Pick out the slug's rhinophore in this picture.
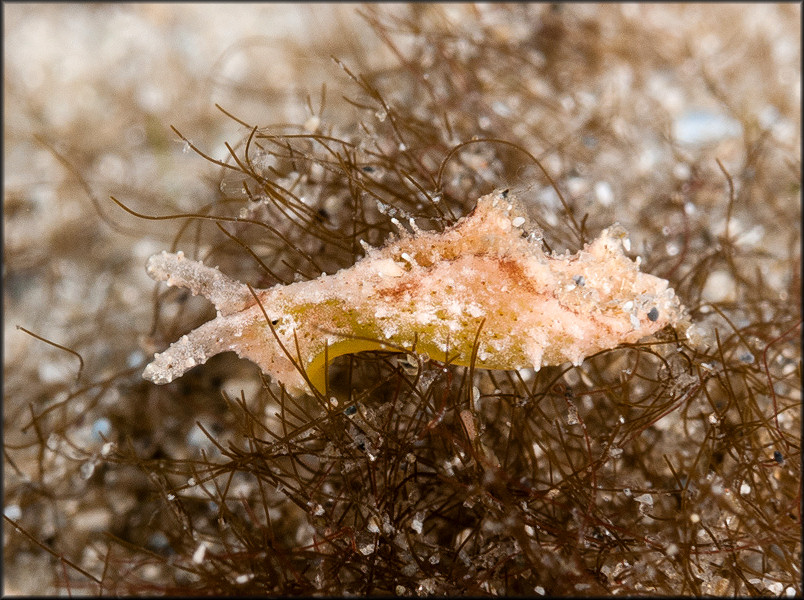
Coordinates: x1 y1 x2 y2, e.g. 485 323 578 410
142 191 685 394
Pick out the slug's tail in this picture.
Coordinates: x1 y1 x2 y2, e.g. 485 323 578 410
146 251 256 316
142 319 236 384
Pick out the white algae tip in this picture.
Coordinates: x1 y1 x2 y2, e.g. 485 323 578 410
142 190 685 394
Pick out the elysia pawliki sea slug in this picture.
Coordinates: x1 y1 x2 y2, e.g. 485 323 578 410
143 190 685 394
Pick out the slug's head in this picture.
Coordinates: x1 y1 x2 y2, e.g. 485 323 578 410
579 224 685 335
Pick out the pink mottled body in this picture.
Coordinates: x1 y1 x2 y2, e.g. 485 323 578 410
143 191 685 394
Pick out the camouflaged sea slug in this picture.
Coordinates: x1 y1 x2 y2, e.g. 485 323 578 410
142 190 684 394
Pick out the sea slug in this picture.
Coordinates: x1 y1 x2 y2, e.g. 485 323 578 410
142 190 685 394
